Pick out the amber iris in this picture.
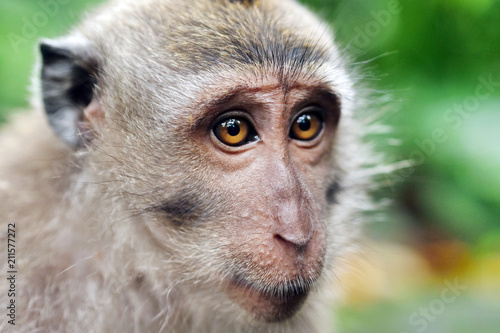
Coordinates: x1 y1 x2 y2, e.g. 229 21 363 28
214 118 250 146
290 113 322 141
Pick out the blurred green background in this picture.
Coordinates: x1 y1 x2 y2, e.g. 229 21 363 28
1 0 499 332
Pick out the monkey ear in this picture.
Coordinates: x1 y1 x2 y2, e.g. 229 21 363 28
40 36 98 148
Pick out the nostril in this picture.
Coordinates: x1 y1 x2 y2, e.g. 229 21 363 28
274 233 310 250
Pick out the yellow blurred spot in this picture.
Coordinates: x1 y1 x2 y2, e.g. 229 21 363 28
337 242 432 305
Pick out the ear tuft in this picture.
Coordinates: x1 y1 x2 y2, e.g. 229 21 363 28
40 36 97 148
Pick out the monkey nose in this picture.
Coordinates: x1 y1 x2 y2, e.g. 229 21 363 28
273 201 314 249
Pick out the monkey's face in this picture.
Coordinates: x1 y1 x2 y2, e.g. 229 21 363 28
130 72 341 323
37 0 361 327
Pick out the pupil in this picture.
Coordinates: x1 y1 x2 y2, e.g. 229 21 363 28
298 115 311 132
226 120 240 136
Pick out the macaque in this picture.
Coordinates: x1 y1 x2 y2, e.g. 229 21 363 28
0 0 377 332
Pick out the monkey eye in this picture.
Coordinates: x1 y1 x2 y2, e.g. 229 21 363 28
290 112 323 141
213 117 258 147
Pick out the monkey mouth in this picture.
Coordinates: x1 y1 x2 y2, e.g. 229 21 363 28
227 274 313 322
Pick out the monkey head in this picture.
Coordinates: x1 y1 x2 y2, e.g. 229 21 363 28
39 0 368 325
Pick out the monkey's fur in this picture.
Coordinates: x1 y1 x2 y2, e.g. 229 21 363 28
0 0 378 332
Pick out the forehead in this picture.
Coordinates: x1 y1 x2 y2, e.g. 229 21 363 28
92 0 343 118
144 0 330 74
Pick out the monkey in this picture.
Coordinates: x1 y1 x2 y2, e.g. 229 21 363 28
0 0 379 332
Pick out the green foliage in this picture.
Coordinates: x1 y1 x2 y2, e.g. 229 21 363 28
337 296 500 333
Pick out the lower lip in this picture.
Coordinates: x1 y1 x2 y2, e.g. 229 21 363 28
229 276 311 322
